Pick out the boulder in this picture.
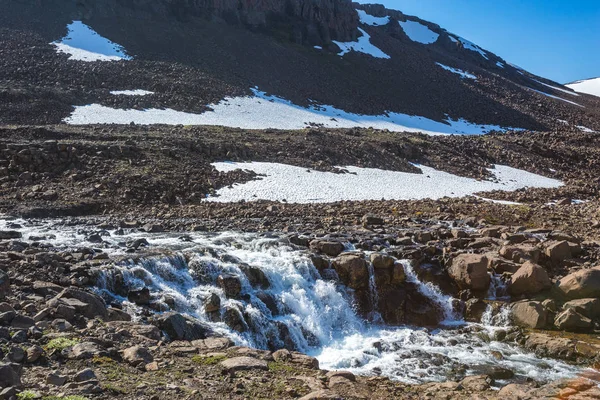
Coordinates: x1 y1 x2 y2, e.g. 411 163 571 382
217 274 242 298
0 363 21 388
156 312 211 341
370 253 395 270
557 268 600 299
447 254 490 291
554 309 592 332
50 288 108 319
464 298 488 323
74 368 97 382
68 342 105 359
26 345 44 363
459 375 492 391
544 240 571 262
123 345 153 367
0 270 9 299
310 240 345 257
220 356 268 372
0 231 22 240
499 245 540 264
204 293 221 313
362 214 383 226
127 288 151 305
511 301 547 329
332 253 368 290
563 298 600 320
239 264 270 289
509 261 551 296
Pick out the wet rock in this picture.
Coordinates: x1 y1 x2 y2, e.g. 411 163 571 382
310 240 345 257
0 231 22 240
204 293 221 313
223 306 248 332
332 253 368 290
557 267 600 299
127 287 151 305
544 240 571 262
155 312 211 341
511 300 547 329
390 263 406 285
217 274 242 298
464 298 488 323
220 356 268 372
310 255 329 271
239 264 270 289
123 345 153 367
509 261 551 296
142 223 164 233
447 254 490 292
554 308 592 332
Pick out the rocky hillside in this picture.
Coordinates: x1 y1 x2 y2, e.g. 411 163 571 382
1 0 599 130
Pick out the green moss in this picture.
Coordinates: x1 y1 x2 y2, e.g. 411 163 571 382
44 337 79 352
103 384 128 394
92 355 115 365
191 354 226 365
17 391 38 400
267 362 297 374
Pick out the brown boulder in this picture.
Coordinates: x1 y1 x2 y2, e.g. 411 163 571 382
499 245 540 263
563 298 600 319
310 240 345 257
332 253 368 290
447 254 490 291
544 240 571 262
554 309 592 332
557 268 600 299
509 261 551 296
511 300 547 329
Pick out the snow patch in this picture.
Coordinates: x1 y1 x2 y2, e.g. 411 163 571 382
577 126 596 133
52 21 131 62
357 10 390 26
110 90 154 96
496 62 505 68
436 63 476 79
206 162 563 204
451 35 489 59
399 20 439 44
65 88 523 135
333 28 390 59
532 79 579 97
526 88 584 108
566 77 600 98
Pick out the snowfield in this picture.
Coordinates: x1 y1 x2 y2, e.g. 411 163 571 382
357 10 390 26
449 35 489 60
526 88 584 108
566 77 600 98
53 21 131 62
206 162 563 204
436 63 476 79
399 20 439 44
532 79 579 96
333 27 390 59
64 88 522 135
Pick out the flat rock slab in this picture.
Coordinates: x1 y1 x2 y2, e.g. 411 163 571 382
219 356 268 372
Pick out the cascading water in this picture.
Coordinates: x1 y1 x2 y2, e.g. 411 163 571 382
401 260 460 324
0 219 590 385
366 262 383 324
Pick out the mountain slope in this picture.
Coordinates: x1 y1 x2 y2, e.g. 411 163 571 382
0 0 599 132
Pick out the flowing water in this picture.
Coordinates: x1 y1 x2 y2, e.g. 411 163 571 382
0 218 590 385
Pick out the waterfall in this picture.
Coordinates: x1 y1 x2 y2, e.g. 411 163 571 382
401 260 460 324
366 262 383 324
486 273 509 301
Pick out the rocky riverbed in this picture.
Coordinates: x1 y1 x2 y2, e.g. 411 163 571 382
2 215 600 399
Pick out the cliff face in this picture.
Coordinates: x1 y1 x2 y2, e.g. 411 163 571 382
69 0 359 44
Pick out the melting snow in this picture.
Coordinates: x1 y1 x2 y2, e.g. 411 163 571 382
357 10 390 26
207 162 562 204
52 21 131 62
333 27 390 59
526 88 584 108
566 77 600 98
450 35 489 60
435 63 476 79
110 90 154 96
532 79 579 97
65 88 523 134
399 20 439 44
496 62 505 68
577 126 596 133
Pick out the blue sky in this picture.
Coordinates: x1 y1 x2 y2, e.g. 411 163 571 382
356 0 600 83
